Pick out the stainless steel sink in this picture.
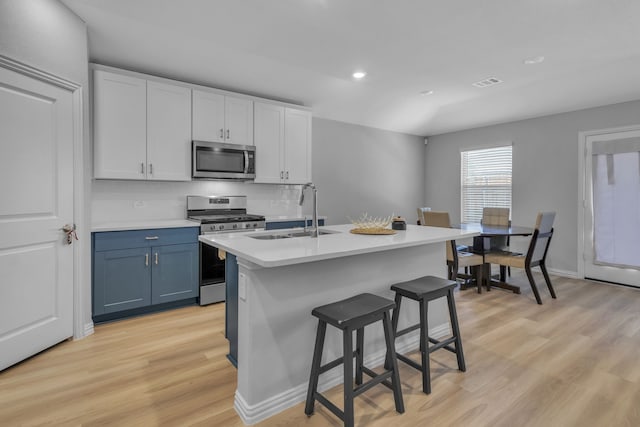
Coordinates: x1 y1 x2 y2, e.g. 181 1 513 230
249 229 339 240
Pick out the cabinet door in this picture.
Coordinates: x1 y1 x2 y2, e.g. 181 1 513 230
192 90 225 142
93 247 151 315
93 70 147 179
151 243 198 304
147 81 192 181
225 96 254 146
254 102 284 183
284 108 312 184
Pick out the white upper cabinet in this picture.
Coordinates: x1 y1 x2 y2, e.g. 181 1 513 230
93 69 192 181
192 90 225 142
192 90 253 146
146 81 192 181
284 108 312 184
254 102 312 184
254 102 285 183
93 70 147 180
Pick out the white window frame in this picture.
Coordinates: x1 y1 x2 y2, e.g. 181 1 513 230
460 144 513 223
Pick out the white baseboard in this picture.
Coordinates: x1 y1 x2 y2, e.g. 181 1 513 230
83 322 94 338
547 268 579 279
234 322 451 425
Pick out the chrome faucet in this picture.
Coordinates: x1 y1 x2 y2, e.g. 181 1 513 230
299 183 319 238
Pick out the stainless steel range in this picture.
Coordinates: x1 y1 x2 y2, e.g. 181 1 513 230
187 195 265 305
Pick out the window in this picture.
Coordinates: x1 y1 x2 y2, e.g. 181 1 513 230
461 145 512 223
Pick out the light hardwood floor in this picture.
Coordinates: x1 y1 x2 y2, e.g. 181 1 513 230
1 272 640 426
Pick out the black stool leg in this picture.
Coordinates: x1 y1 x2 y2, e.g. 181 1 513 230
419 298 431 394
447 289 466 372
343 327 354 427
305 320 326 415
385 293 403 371
355 327 364 385
382 311 405 413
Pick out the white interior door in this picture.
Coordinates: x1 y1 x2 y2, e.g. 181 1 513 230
583 127 640 287
0 66 74 371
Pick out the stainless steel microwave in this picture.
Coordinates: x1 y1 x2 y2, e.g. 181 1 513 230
192 140 256 180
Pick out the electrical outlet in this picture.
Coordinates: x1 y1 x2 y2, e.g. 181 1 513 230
239 273 247 301
133 200 146 208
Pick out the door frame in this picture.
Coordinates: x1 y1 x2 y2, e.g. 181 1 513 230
577 123 640 280
0 55 89 340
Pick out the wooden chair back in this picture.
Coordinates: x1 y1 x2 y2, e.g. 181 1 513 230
482 207 510 226
422 211 455 261
527 212 556 264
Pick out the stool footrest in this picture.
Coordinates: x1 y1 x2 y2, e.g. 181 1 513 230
315 392 344 422
361 366 394 391
354 368 393 397
397 352 423 371
319 351 358 375
396 323 421 338
428 336 457 354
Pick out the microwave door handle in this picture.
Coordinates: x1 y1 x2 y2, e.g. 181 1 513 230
244 151 249 174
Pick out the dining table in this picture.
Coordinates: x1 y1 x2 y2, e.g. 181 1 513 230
452 223 533 294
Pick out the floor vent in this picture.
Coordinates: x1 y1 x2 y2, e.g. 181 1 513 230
472 77 503 88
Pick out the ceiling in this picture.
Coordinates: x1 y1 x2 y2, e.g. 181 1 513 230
61 0 640 136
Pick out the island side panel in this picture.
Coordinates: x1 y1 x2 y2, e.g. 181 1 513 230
234 241 448 424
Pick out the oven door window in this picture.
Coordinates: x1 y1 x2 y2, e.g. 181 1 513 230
200 242 225 285
196 146 245 173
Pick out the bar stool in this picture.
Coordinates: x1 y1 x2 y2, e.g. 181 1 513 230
389 276 465 394
304 293 404 427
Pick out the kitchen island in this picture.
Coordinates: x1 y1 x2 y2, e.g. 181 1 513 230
199 224 477 425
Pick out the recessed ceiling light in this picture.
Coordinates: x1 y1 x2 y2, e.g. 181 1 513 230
352 71 366 79
419 90 434 96
523 56 545 65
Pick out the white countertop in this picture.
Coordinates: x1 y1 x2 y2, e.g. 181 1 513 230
92 219 199 232
199 224 478 268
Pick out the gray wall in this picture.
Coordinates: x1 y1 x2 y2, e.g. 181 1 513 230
313 118 425 225
1 0 91 333
425 99 640 274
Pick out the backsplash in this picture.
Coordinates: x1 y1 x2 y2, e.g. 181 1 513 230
91 180 308 224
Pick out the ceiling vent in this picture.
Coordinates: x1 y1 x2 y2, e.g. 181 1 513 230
472 77 503 88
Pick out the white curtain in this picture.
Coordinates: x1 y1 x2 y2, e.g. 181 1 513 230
592 138 640 269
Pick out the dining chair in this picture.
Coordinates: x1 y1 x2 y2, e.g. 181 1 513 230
422 211 487 293
484 212 556 305
416 207 431 225
482 207 511 278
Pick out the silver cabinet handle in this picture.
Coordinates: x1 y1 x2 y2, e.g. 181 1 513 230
145 253 149 266
226 129 230 139
155 252 158 265
280 171 284 179
220 128 224 139
145 236 159 240
149 163 153 175
141 162 145 174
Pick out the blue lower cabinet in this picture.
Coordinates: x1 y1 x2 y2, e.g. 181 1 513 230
93 247 152 315
92 227 199 321
151 243 198 304
225 253 238 367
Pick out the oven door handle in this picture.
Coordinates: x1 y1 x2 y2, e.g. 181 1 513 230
203 228 264 235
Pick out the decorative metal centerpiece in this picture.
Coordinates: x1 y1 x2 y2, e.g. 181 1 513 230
349 213 396 235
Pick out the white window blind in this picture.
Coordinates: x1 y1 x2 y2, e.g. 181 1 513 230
461 145 512 223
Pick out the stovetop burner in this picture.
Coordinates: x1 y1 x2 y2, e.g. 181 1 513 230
186 195 265 233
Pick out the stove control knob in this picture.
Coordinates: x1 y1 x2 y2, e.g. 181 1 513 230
218 225 225 230
233 224 238 229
